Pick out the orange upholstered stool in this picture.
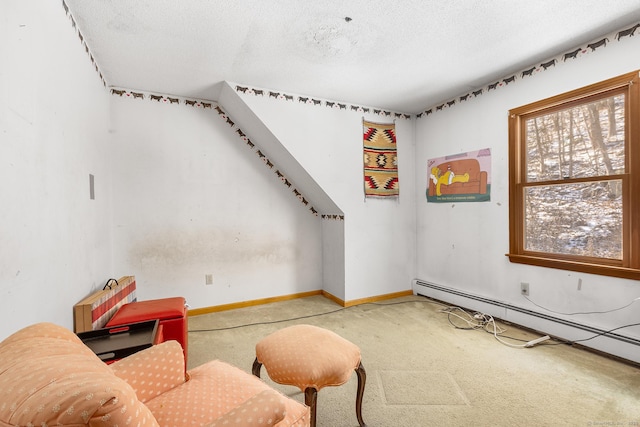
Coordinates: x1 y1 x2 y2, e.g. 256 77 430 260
253 324 366 427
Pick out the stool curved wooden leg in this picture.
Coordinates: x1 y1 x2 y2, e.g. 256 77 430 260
252 357 262 378
304 387 318 427
355 361 367 427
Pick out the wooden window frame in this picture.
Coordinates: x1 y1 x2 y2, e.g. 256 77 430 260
507 70 640 280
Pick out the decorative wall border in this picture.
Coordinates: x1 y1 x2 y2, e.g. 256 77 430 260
109 88 215 107
62 0 107 88
107 87 344 221
234 85 412 120
417 22 640 118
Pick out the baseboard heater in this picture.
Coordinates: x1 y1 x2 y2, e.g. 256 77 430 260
413 280 640 348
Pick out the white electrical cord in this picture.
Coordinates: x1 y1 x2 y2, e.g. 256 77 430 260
438 299 640 349
440 307 549 348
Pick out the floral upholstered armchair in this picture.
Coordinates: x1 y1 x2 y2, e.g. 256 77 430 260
0 322 309 427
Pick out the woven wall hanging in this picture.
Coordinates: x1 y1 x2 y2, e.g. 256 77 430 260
363 120 399 197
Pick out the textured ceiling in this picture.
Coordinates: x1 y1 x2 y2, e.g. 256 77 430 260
64 0 640 114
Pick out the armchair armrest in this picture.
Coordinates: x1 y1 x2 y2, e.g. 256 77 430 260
110 340 186 403
205 389 287 427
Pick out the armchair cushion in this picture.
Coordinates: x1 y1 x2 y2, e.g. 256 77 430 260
205 389 286 427
145 360 309 427
110 340 186 403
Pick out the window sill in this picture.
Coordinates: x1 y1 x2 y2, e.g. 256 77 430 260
506 253 640 280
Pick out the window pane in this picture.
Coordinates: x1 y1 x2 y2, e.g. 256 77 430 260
524 181 622 259
525 94 625 182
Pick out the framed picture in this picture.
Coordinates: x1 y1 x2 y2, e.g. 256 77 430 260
427 148 491 203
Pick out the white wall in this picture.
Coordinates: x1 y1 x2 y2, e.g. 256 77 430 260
322 219 345 299
416 32 640 359
238 93 417 301
109 97 323 307
0 1 112 339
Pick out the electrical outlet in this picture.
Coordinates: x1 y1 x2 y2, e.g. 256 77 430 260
205 274 214 285
521 282 530 296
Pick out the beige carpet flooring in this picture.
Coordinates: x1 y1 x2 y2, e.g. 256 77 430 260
186 295 640 427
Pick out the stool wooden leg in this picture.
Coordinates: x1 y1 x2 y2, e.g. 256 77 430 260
304 387 318 427
355 361 367 427
252 358 262 378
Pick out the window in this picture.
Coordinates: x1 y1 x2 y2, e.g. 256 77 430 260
508 71 640 279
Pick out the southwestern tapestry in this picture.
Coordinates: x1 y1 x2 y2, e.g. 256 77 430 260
363 120 399 197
